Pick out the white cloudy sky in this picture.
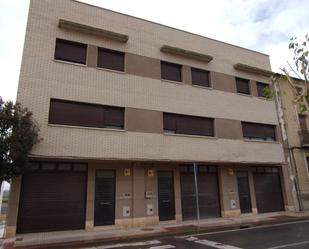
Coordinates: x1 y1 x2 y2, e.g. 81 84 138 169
0 0 308 102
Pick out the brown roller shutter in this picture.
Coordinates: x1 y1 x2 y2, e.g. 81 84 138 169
163 113 214 136
180 165 220 220
49 99 104 128
236 77 250 94
17 167 87 233
161 61 182 82
242 122 276 141
104 106 124 129
97 47 124 71
191 68 210 87
54 38 87 64
163 113 177 132
256 82 268 97
177 115 214 136
253 167 284 213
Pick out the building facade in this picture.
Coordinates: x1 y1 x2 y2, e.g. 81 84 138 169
275 77 309 211
6 0 296 237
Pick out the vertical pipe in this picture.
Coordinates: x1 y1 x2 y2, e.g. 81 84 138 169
193 163 200 227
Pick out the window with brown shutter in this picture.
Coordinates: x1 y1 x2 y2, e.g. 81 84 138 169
242 122 276 141
97 47 125 72
163 113 214 137
236 77 250 94
257 82 268 97
54 38 87 64
191 68 210 87
161 61 182 82
49 99 124 129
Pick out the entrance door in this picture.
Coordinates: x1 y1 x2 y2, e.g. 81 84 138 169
94 170 116 226
237 171 252 213
253 167 284 213
158 171 175 221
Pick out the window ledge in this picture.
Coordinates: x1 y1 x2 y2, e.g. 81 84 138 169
192 84 213 90
96 67 126 75
164 132 217 140
161 79 184 85
53 59 87 67
243 138 280 144
48 123 126 132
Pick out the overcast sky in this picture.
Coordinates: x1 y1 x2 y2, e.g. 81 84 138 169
0 0 308 102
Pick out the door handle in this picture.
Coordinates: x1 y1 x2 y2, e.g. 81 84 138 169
100 202 111 205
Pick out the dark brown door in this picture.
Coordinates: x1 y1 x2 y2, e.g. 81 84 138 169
237 171 252 213
180 166 220 220
94 170 116 226
17 171 87 234
253 168 284 213
158 171 175 221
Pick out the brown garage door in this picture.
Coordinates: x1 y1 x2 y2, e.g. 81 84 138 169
180 165 221 220
17 162 87 234
253 167 284 213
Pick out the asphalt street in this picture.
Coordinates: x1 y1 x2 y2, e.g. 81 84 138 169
77 220 309 249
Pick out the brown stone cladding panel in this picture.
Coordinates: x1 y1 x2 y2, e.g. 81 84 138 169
125 53 161 79
216 119 243 140
86 44 98 68
182 65 192 85
211 72 237 93
126 107 163 133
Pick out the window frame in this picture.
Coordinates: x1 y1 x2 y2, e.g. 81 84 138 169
163 112 215 137
54 38 87 65
256 82 269 98
236 77 251 95
241 121 277 141
48 99 125 130
97 47 125 72
191 67 211 88
161 61 182 82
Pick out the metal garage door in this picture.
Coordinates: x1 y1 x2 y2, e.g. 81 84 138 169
17 162 87 234
253 167 284 213
180 165 221 220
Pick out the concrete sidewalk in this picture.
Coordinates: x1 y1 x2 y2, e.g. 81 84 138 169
3 211 309 249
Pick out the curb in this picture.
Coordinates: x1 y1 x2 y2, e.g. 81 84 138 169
13 216 309 249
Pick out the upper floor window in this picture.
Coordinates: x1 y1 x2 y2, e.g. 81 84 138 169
97 47 125 72
54 38 87 64
242 122 276 141
191 68 210 87
49 99 124 129
161 61 182 82
163 113 214 137
256 82 269 97
236 77 250 95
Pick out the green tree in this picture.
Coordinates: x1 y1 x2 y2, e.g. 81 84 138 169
0 97 40 184
268 34 309 114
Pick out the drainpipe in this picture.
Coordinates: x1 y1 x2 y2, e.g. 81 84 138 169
193 162 200 228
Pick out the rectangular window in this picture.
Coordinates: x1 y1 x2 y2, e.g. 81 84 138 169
49 99 124 129
236 77 250 95
191 68 210 87
257 82 269 97
161 61 182 82
54 38 87 64
97 47 125 72
242 122 276 141
163 113 214 137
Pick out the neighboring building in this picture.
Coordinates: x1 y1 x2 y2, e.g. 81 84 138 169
275 77 309 211
6 0 296 237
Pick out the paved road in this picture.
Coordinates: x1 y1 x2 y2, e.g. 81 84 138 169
77 220 309 249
